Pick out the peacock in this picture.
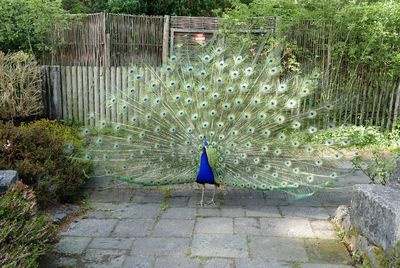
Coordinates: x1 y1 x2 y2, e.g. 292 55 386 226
81 44 355 206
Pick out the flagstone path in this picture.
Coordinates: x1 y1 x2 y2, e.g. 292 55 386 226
42 170 367 268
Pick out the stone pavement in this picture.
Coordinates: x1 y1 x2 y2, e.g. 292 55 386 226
42 171 368 268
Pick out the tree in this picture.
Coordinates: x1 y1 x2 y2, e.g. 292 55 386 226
0 0 66 54
62 0 233 16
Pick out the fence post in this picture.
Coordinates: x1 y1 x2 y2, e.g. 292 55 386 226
42 66 63 119
162 15 170 65
103 12 111 67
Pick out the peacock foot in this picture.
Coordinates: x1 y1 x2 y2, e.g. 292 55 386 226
205 199 216 206
198 200 204 207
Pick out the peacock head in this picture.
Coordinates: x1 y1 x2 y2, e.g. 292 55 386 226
202 141 209 148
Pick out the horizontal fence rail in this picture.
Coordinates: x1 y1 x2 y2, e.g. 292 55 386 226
42 65 400 130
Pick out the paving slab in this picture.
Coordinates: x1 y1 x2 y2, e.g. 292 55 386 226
56 257 79 267
45 182 355 268
220 207 246 217
86 203 161 219
166 196 189 207
161 207 197 219
196 207 221 217
280 206 330 220
112 219 155 237
88 188 133 203
234 217 261 235
153 219 195 237
111 203 161 219
287 196 322 207
154 256 201 268
260 217 315 238
191 234 248 258
310 220 334 231
304 239 351 264
202 258 234 268
61 219 118 237
81 249 127 268
313 230 338 240
249 236 308 262
123 255 154 268
88 237 134 250
53 236 91 255
235 259 291 268
301 263 353 268
195 217 233 234
131 191 165 203
131 237 190 256
245 205 281 218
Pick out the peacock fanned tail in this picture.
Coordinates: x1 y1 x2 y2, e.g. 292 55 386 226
81 45 355 199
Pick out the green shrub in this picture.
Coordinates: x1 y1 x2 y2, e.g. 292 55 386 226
352 152 397 185
309 125 387 148
0 0 66 54
0 181 58 268
224 0 400 74
0 51 43 120
0 119 92 207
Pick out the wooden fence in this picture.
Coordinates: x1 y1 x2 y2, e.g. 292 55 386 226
41 14 400 130
42 65 400 130
287 20 400 130
42 13 276 66
42 65 158 126
43 13 166 66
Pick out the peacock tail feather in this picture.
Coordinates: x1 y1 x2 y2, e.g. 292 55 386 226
81 44 355 199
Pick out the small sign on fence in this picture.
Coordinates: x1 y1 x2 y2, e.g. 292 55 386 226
194 33 206 44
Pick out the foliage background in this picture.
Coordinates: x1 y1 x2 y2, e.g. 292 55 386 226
0 120 92 207
223 0 400 75
0 0 66 55
0 181 57 267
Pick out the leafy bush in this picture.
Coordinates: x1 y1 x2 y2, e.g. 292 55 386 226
310 125 387 148
0 119 92 207
0 0 66 54
0 181 58 268
0 51 43 120
352 152 397 185
62 0 231 16
224 0 400 74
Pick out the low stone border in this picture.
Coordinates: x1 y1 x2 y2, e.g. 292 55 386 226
0 170 19 194
333 204 400 267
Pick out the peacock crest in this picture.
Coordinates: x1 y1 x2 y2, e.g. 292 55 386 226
82 44 355 201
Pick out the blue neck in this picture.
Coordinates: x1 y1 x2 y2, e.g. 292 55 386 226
196 147 215 184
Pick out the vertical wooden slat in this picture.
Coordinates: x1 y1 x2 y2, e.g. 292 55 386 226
110 66 117 122
94 66 100 125
116 66 122 123
49 66 62 119
99 66 106 124
61 66 67 121
392 80 400 130
77 66 84 122
71 66 78 121
66 66 73 122
386 81 396 130
82 66 89 125
88 66 94 126
122 66 128 124
162 15 170 65
105 67 111 121
41 66 50 118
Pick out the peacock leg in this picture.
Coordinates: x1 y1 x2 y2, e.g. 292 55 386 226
206 185 217 206
199 184 205 207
